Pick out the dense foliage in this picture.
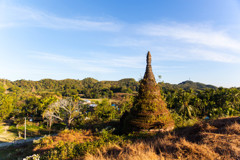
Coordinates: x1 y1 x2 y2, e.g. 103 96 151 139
0 78 239 125
2 78 139 98
0 77 240 160
163 87 240 120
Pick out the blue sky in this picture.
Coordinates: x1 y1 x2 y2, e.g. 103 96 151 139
1 0 240 87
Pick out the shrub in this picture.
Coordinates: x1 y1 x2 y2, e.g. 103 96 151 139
34 129 125 160
23 154 40 160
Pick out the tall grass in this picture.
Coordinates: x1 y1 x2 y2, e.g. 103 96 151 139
23 117 240 160
84 117 240 160
0 125 4 134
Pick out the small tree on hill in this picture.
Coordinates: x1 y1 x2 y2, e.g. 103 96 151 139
43 97 82 128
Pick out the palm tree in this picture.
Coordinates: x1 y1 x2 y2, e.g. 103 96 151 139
176 89 195 119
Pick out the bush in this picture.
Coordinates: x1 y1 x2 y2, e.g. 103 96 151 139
35 129 126 160
23 154 40 160
94 99 118 122
171 111 199 128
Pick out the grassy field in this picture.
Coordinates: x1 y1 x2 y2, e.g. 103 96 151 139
4 117 240 160
85 117 240 160
0 117 239 160
0 142 34 160
0 123 18 143
0 122 50 143
0 125 4 134
81 98 119 103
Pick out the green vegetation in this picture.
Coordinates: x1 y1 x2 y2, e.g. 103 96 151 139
164 87 240 120
2 117 239 160
0 125 4 134
0 77 239 133
0 78 138 99
0 77 239 130
162 80 217 91
33 129 125 160
0 76 240 159
0 122 51 143
94 99 118 122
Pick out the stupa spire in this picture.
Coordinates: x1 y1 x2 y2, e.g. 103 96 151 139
144 51 155 82
147 51 151 66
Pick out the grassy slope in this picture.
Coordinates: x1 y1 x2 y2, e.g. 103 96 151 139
0 122 50 143
0 123 18 143
0 117 239 160
86 117 240 160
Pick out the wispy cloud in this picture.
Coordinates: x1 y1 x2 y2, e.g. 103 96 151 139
138 23 240 52
147 46 240 63
30 51 146 73
31 52 114 73
189 49 240 63
0 2 121 31
110 56 145 68
105 22 240 63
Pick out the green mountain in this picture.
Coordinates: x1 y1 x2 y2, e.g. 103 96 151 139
161 80 217 91
0 78 221 98
178 80 217 90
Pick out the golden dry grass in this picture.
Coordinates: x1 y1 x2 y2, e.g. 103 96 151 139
0 122 21 142
34 129 96 151
85 117 240 160
84 143 161 160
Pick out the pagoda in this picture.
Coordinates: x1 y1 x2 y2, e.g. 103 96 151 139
121 51 174 133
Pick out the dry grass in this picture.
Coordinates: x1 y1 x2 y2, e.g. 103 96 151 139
53 129 95 143
34 129 96 151
225 121 240 134
0 122 21 142
84 143 161 160
85 117 240 160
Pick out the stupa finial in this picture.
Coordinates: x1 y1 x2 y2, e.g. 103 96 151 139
144 51 155 81
147 51 151 66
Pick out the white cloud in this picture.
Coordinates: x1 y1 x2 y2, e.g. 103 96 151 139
138 23 240 52
1 1 240 66
30 51 146 74
31 52 114 73
189 49 240 63
110 56 145 68
107 38 151 47
0 2 121 31
150 46 240 63
102 22 240 63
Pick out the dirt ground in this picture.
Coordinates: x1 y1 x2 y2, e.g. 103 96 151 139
0 122 19 143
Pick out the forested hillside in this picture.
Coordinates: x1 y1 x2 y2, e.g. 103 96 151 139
0 78 239 123
0 78 139 98
162 80 217 91
0 78 240 159
0 78 217 98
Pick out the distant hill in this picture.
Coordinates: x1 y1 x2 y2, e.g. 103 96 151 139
0 78 139 98
162 80 217 91
0 78 221 98
178 80 217 90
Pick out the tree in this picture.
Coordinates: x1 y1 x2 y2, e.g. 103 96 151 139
0 86 5 94
0 95 14 121
94 99 117 122
175 89 195 119
22 96 41 119
43 98 82 128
